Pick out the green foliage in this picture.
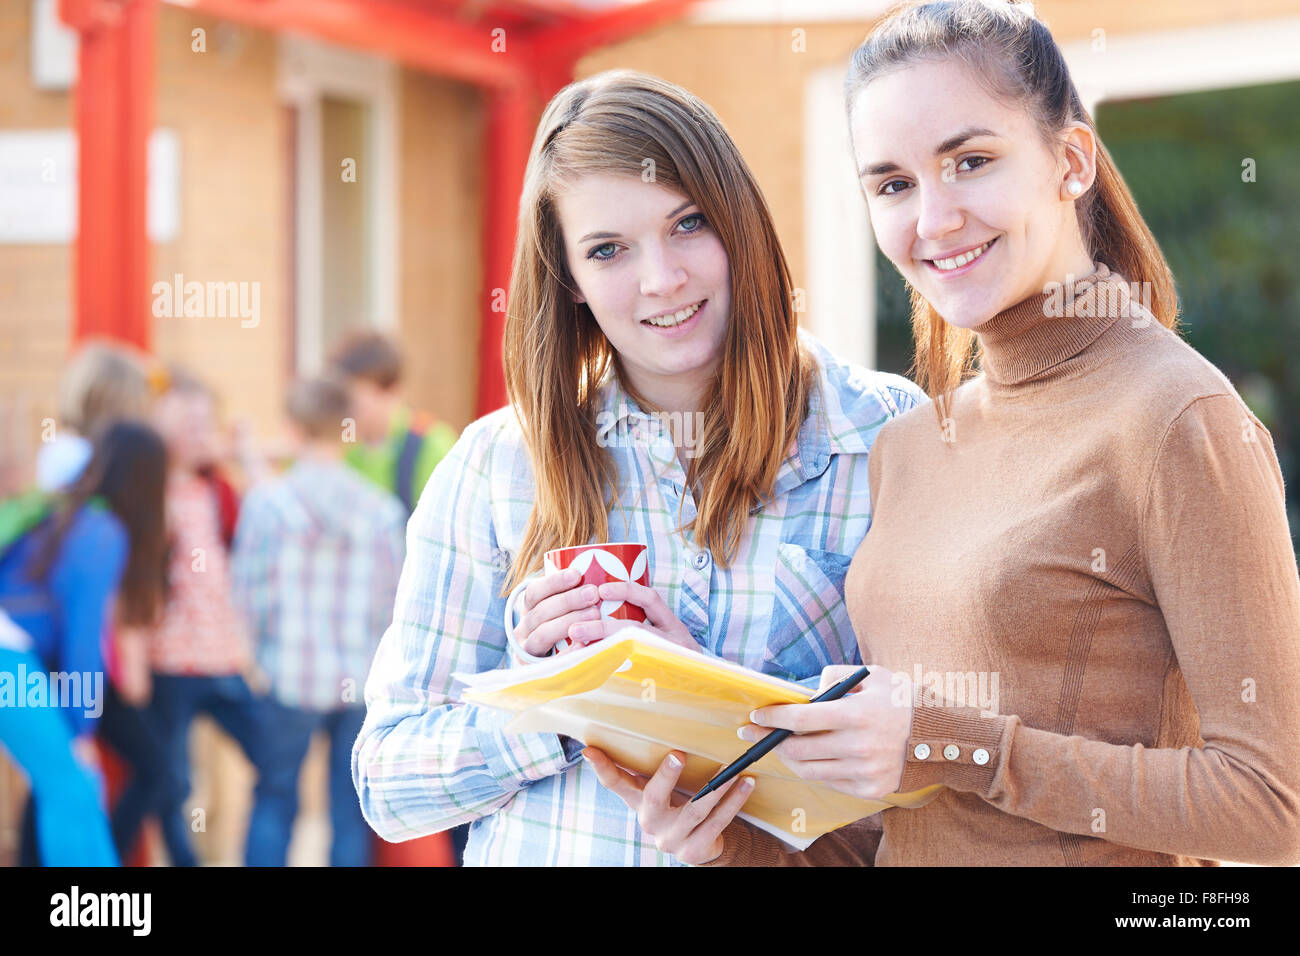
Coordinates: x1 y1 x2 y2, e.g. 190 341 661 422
1099 81 1300 545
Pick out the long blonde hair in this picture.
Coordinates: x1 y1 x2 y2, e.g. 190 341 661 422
847 0 1179 420
58 340 153 434
502 70 815 593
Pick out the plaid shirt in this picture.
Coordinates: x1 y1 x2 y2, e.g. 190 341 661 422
353 335 925 865
231 460 406 711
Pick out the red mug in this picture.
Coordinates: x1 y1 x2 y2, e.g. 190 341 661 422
543 542 650 648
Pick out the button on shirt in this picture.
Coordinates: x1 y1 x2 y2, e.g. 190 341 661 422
353 333 925 866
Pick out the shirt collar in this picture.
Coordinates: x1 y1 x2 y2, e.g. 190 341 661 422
593 375 651 446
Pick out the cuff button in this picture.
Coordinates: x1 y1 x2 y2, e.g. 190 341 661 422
942 744 960 760
973 748 990 766
913 743 931 760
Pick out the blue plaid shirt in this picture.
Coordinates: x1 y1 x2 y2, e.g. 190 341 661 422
232 460 406 711
352 335 924 865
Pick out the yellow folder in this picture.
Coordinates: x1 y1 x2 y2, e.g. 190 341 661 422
458 629 942 850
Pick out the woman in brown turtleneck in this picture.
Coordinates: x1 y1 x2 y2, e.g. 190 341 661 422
583 0 1300 867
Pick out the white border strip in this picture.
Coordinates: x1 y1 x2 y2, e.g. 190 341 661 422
1061 16 1300 113
802 61 874 370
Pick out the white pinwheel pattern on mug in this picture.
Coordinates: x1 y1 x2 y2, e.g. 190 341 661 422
553 547 650 619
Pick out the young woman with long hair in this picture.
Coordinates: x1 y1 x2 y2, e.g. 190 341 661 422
352 70 923 865
589 0 1300 867
0 420 168 865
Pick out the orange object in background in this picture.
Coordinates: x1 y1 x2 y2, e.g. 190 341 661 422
373 831 454 867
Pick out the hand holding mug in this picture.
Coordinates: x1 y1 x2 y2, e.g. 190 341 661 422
512 542 701 658
515 565 607 658
566 579 699 654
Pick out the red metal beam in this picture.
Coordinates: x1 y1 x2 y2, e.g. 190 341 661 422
163 0 538 89
528 0 697 68
462 0 585 21
61 0 156 350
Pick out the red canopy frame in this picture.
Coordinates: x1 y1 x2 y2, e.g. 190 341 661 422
58 0 699 415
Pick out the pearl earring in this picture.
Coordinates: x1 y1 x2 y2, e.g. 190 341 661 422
1068 180 1083 196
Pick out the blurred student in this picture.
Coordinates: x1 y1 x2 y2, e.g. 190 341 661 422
0 421 168 866
97 468 177 862
328 330 468 863
146 369 263 867
232 375 405 867
36 341 155 493
328 329 458 516
12 341 170 864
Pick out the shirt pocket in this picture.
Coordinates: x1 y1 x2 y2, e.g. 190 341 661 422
761 543 861 683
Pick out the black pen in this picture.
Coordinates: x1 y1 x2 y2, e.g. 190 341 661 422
689 666 871 803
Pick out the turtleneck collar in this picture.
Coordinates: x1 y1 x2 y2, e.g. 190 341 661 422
975 262 1141 387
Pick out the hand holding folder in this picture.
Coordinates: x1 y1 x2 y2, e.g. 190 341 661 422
457 629 942 849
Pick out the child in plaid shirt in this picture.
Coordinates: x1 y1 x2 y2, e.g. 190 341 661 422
233 375 405 867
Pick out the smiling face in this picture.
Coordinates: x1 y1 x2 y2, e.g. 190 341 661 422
850 58 1096 329
554 173 731 412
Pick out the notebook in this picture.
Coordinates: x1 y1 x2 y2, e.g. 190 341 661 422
456 629 943 851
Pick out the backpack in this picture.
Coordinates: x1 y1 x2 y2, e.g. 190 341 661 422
394 410 433 516
0 490 55 566
0 491 110 567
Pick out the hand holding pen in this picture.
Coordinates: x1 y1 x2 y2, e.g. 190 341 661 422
581 663 898 864
736 662 914 802
690 665 871 802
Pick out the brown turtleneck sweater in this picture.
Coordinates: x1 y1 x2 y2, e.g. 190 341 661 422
704 263 1300 866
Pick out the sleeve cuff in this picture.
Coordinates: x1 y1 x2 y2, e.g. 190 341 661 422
898 682 1009 797
559 734 586 762
476 706 581 788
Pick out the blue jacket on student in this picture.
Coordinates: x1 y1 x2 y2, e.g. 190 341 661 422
0 506 127 735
